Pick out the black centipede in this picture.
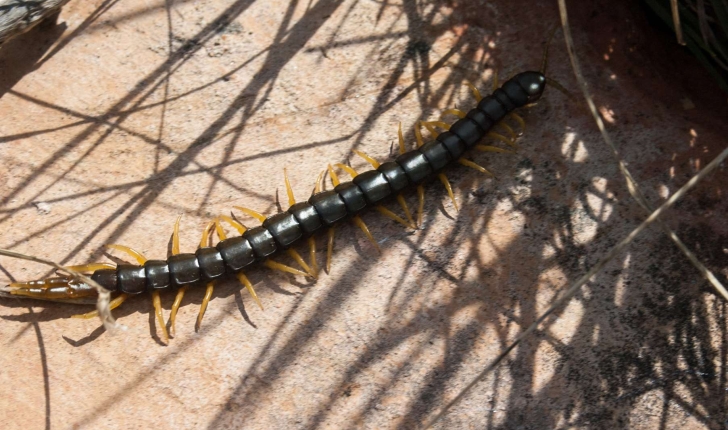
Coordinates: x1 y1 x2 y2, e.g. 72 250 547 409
1 37 565 343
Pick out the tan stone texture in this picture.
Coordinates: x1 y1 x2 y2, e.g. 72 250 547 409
1 0 727 429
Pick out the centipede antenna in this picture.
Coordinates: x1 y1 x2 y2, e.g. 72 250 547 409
375 206 414 229
507 112 526 135
464 81 482 102
234 206 267 223
168 286 188 337
441 108 466 120
264 259 311 278
396 194 416 228
352 215 381 253
72 293 129 319
152 290 169 344
64 263 116 273
195 283 214 332
545 77 575 100
308 237 318 276
541 23 560 74
327 164 341 187
458 158 495 177
335 163 359 179
236 272 263 310
172 215 182 256
487 131 519 150
353 150 380 169
416 185 425 227
326 227 335 273
284 168 296 207
287 248 317 279
105 244 148 265
414 121 425 147
397 122 407 155
475 145 515 154
438 174 459 211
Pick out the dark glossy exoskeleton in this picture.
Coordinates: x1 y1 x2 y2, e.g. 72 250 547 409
87 71 547 294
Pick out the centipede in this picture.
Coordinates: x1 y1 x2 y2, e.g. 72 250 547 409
1 35 567 344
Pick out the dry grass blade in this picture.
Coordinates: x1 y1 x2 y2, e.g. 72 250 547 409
671 0 687 45
558 0 728 301
0 248 121 331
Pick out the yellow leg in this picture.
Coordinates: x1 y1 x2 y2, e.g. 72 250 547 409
441 108 466 120
335 163 358 179
195 282 214 331
417 185 425 228
172 215 182 255
71 293 129 319
152 290 169 344
352 215 381 253
438 174 459 211
498 122 517 141
64 263 116 273
458 158 495 177
508 112 526 134
353 150 380 169
286 169 320 276
168 286 187 337
308 237 318 276
314 170 325 193
287 248 316 279
199 220 216 248
233 206 266 223
327 164 341 187
475 145 515 154
396 194 416 228
397 122 407 155
487 131 519 150
236 272 263 310
375 206 414 229
264 260 311 278
284 168 296 207
326 227 335 274
492 70 499 92
414 121 425 147
218 215 247 235
464 81 483 102
421 121 450 139
215 219 228 240
105 244 148 264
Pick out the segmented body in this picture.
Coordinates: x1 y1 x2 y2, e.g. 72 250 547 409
30 71 547 298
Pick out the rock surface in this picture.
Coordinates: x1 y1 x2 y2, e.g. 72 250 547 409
1 0 726 429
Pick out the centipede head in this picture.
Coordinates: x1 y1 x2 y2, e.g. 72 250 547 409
515 71 547 103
